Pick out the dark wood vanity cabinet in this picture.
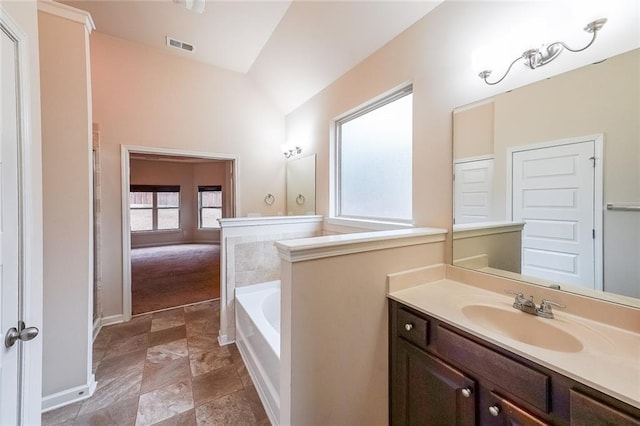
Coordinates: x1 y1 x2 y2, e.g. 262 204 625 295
389 299 640 426
394 339 476 425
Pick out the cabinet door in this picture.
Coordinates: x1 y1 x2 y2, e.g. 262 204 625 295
393 339 476 426
570 390 640 426
483 391 550 426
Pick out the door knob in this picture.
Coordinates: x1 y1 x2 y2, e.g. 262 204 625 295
4 321 39 348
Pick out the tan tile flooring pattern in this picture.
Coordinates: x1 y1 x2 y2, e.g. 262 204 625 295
42 301 269 425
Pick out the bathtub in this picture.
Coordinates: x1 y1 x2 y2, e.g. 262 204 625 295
235 281 280 425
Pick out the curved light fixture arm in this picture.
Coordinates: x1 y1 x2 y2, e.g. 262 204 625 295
554 18 607 53
479 55 524 86
478 18 607 86
549 29 597 54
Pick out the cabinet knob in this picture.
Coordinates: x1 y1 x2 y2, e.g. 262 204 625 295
461 388 472 398
488 405 501 417
404 323 413 331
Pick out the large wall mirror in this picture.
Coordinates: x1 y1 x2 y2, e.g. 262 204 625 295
286 154 316 215
452 48 639 307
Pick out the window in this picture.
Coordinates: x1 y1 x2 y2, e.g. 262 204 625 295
336 86 413 222
198 186 222 229
129 185 180 231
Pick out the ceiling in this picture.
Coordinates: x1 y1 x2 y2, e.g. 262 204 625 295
60 0 443 114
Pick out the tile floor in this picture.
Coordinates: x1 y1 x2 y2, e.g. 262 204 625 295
42 300 269 425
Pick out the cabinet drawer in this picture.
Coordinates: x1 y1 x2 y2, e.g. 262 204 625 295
397 308 429 350
437 325 550 413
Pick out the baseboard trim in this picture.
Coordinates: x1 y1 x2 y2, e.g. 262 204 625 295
131 240 220 249
92 317 101 341
101 314 124 327
41 374 97 413
218 332 234 346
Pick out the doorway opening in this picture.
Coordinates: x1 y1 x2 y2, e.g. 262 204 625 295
121 146 238 319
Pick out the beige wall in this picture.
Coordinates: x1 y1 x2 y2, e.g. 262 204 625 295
286 154 316 215
129 159 228 247
281 241 445 425
284 0 638 263
284 2 485 261
38 9 93 397
453 101 494 160
279 4 640 419
453 230 522 273
491 49 639 221
490 49 639 297
2 1 44 420
90 33 286 317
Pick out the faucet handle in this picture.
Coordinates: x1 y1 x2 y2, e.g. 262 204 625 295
505 290 534 310
505 289 525 299
541 299 566 308
537 299 566 319
505 290 530 304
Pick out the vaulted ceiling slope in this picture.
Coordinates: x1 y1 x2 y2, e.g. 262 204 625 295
59 0 443 113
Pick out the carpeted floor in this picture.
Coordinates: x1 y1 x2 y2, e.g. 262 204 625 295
131 244 220 315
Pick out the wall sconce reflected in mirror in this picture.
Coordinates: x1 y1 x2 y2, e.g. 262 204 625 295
173 0 205 14
281 144 302 159
476 18 607 86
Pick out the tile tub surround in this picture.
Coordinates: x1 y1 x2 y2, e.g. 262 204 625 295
42 300 269 426
218 215 323 345
387 266 640 409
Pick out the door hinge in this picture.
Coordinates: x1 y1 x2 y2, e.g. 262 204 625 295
589 156 596 167
592 229 595 239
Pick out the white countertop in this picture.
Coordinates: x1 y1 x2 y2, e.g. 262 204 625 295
389 279 640 409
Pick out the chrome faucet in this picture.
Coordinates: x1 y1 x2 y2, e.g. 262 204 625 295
506 291 566 319
536 299 566 319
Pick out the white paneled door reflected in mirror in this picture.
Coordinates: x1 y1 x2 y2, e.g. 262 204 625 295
452 48 639 306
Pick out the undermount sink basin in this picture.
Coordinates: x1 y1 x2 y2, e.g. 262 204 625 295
461 304 584 353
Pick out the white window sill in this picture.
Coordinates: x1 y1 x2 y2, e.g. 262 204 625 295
324 217 414 232
131 229 181 234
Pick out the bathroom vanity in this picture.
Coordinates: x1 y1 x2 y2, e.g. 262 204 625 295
388 271 640 425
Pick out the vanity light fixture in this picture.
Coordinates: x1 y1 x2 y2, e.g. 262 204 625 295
282 145 302 159
478 18 607 86
173 0 205 14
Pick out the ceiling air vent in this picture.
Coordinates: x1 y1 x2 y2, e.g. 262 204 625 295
166 36 195 53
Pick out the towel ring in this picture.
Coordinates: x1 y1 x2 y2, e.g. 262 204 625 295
264 193 275 205
296 194 306 205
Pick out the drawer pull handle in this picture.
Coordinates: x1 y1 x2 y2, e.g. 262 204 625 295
461 388 472 398
488 405 501 417
404 323 413 331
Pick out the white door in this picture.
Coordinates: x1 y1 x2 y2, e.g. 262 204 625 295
454 158 494 224
1 9 40 425
512 141 596 289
